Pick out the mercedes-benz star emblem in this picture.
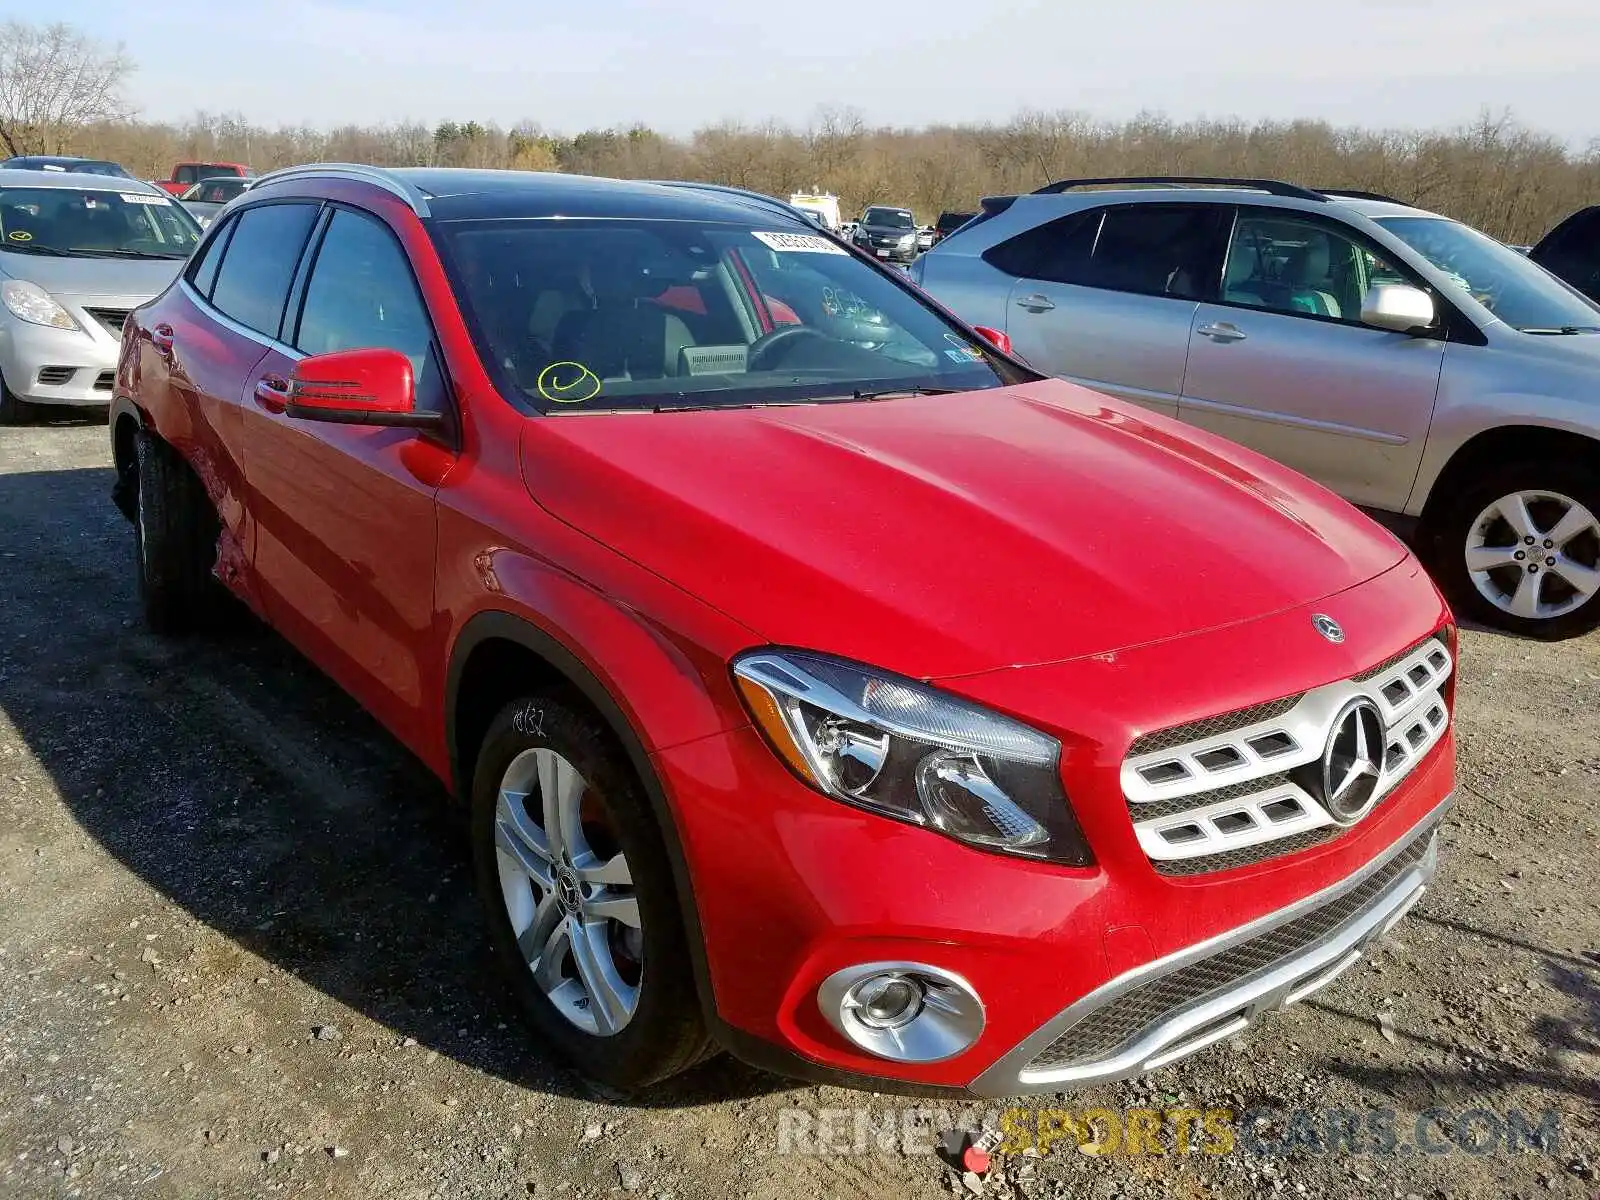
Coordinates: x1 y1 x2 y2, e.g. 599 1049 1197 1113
1320 699 1386 824
1312 613 1345 643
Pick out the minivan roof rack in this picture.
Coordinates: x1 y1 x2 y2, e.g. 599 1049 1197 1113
251 162 433 216
1031 176 1327 201
1313 187 1408 204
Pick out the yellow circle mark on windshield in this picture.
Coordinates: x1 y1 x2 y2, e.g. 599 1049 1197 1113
7 230 32 241
536 361 601 404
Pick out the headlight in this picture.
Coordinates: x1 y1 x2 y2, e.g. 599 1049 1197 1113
1 280 77 331
733 651 1093 865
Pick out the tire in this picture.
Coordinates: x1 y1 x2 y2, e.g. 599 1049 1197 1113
0 380 32 425
1426 458 1600 640
469 695 714 1091
132 430 227 635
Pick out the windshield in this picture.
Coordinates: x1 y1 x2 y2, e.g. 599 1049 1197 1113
0 187 201 259
440 218 1023 413
1376 216 1600 332
863 208 914 229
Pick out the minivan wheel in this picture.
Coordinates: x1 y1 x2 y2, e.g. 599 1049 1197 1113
1431 460 1600 640
469 696 714 1090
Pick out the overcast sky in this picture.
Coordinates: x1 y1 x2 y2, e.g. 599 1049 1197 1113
55 0 1600 144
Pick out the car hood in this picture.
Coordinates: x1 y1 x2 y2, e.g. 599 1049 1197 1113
0 251 184 300
519 379 1410 679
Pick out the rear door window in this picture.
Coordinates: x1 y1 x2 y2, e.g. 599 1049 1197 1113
208 203 320 338
985 203 1229 300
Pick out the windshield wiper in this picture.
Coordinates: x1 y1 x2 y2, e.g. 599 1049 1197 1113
71 248 187 260
843 386 961 400
0 243 72 256
1520 325 1600 334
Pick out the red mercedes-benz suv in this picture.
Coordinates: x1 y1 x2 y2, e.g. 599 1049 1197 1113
110 165 1456 1095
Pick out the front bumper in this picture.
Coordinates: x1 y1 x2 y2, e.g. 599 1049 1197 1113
855 239 918 262
0 304 122 406
969 797 1442 1095
654 562 1455 1095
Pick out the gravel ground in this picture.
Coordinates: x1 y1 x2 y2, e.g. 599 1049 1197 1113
1 414 1596 1200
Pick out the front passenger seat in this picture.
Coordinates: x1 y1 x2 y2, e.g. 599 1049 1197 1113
1284 237 1342 318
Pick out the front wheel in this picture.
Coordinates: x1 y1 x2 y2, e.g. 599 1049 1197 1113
470 695 714 1090
1429 460 1600 640
0 380 32 425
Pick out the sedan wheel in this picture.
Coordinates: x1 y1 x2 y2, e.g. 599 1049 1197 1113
493 747 643 1037
1464 489 1600 621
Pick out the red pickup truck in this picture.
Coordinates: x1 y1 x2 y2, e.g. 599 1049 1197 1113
151 161 255 196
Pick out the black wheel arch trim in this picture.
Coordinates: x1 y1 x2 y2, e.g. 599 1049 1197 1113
109 395 147 522
443 609 738 1042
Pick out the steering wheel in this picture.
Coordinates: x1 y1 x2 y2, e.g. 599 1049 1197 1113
746 324 832 371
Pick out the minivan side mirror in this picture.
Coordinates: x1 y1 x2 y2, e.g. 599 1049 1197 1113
1361 283 1436 334
286 347 441 428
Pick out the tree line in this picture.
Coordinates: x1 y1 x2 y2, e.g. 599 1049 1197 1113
2 21 1596 244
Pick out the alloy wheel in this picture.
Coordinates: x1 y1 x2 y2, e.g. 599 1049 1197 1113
1464 489 1600 621
493 747 643 1036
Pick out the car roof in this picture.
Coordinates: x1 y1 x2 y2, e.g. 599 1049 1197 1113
254 165 822 228
0 168 164 194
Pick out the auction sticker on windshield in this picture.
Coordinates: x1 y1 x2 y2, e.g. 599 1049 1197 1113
751 231 847 255
119 193 168 206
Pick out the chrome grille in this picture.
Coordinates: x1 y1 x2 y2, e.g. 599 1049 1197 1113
1122 634 1452 873
83 307 131 340
1028 825 1435 1071
1128 695 1301 758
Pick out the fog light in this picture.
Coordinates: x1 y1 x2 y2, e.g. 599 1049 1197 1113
852 974 925 1029
818 962 984 1063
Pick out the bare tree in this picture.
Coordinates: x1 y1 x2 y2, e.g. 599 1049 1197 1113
0 21 133 157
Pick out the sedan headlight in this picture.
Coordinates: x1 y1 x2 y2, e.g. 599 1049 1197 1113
733 651 1093 865
1 280 77 331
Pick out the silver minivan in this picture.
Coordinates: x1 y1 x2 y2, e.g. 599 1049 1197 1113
914 178 1600 640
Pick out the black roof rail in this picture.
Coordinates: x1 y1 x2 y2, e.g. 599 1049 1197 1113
1031 176 1327 201
1313 188 1408 205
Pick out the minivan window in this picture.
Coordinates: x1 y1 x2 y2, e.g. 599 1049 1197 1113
208 203 319 338
1377 215 1600 332
440 217 1023 413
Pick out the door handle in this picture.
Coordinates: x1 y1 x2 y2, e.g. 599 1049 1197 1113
1197 322 1247 343
1015 293 1056 312
253 374 290 412
151 323 174 352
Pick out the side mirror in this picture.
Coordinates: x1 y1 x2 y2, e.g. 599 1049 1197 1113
972 325 1013 355
1361 283 1436 334
286 347 440 427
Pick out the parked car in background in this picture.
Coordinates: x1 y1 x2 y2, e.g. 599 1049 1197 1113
917 225 935 251
914 176 1600 640
179 176 255 227
112 164 1453 1099
152 161 255 197
0 155 137 179
788 190 842 232
852 205 920 263
0 170 202 422
1526 205 1600 303
934 210 976 245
